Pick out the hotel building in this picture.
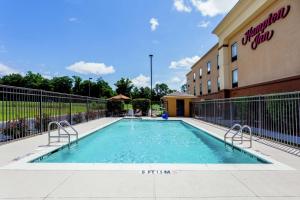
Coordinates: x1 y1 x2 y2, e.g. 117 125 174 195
186 0 300 99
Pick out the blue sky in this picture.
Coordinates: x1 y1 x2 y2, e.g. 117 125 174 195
0 0 238 89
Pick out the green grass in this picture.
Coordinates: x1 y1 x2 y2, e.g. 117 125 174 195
0 101 105 121
0 101 163 121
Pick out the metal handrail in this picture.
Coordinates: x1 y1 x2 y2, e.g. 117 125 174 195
232 125 252 148
48 121 72 148
59 120 78 143
224 124 242 142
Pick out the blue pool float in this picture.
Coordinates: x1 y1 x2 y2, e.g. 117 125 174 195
162 113 168 120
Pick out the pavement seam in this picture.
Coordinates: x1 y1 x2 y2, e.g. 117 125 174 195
230 172 259 198
42 172 75 200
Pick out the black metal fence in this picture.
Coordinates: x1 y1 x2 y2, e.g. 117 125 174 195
0 84 107 144
191 91 300 148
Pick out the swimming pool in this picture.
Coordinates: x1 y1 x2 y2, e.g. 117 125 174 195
33 119 268 164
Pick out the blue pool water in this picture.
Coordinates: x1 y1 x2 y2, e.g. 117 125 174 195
33 119 268 164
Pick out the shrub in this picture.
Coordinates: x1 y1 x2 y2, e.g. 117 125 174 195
107 101 124 116
84 111 98 121
2 118 28 139
132 98 150 116
72 112 84 124
34 113 53 132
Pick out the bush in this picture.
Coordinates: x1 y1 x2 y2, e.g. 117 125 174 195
2 118 29 139
132 98 150 116
34 113 53 132
72 112 84 124
107 101 124 115
84 111 98 121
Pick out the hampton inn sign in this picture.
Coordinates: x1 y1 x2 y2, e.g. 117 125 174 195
242 5 290 50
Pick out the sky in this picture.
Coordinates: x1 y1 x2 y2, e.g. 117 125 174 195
0 0 238 90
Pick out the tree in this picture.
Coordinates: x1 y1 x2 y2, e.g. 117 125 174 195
40 78 53 91
23 71 44 89
138 87 151 99
78 80 97 97
51 76 73 93
96 78 114 98
114 78 133 97
153 83 173 101
0 73 25 87
131 87 140 99
181 84 187 93
72 76 82 95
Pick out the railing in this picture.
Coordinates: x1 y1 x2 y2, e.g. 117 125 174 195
48 120 79 148
191 91 300 149
0 84 107 144
224 123 242 142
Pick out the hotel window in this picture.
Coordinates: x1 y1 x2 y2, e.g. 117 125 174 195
207 80 211 94
217 77 220 91
199 83 202 95
199 68 202 78
193 73 195 82
193 85 196 96
231 42 237 62
217 54 219 70
207 62 211 74
232 69 238 88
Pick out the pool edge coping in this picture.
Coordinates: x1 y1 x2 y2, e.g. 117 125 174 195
0 117 295 171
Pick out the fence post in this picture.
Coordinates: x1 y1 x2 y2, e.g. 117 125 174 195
258 96 262 138
230 101 233 126
214 101 216 124
86 97 89 122
39 90 43 133
59 100 61 122
69 97 72 124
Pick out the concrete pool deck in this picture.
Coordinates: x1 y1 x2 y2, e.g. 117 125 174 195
0 117 300 199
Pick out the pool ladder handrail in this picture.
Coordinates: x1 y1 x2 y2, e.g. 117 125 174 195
59 120 79 142
224 123 242 142
232 125 252 148
224 124 252 148
48 121 78 148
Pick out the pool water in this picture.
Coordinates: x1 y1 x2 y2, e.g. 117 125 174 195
33 119 268 164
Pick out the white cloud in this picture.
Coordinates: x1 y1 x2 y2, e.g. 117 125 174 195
197 20 210 28
173 0 192 12
131 74 150 88
190 0 238 17
154 81 161 85
66 61 115 75
68 17 78 22
0 63 18 76
167 75 187 90
149 18 159 31
169 55 200 70
170 76 182 83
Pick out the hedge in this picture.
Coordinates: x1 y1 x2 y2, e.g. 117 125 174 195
132 98 150 116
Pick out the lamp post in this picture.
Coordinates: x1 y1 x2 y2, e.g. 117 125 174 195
88 77 92 97
149 54 153 117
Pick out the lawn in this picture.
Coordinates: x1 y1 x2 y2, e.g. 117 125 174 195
0 101 105 121
0 101 163 121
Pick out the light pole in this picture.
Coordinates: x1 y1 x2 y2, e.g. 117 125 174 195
149 54 153 117
88 77 92 97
